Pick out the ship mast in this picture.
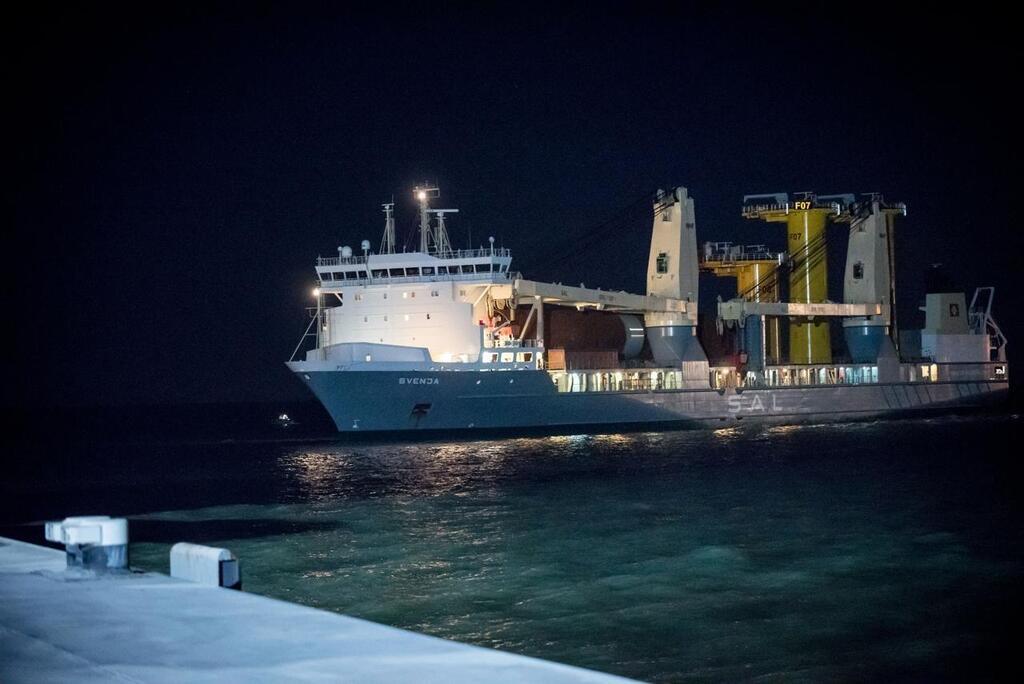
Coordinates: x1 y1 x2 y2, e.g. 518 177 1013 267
430 209 459 256
414 184 439 253
379 200 395 254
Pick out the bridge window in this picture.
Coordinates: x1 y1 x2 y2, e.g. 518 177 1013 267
320 272 333 281
389 268 404 277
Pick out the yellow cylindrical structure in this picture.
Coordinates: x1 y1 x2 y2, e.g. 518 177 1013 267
786 209 831 364
736 262 781 363
735 263 777 302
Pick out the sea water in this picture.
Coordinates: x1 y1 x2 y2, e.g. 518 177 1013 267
3 411 1020 681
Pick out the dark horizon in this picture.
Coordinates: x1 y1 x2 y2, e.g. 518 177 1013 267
6 4 1021 408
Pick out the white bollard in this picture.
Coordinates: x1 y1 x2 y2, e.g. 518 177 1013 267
170 542 241 590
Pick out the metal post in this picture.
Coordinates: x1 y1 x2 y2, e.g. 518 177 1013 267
886 208 899 355
315 290 323 354
536 296 545 349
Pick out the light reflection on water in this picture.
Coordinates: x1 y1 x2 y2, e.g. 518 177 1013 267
117 417 1022 682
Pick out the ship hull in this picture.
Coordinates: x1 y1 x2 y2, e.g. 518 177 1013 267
291 369 1009 434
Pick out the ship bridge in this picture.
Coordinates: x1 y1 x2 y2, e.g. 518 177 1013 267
315 246 514 287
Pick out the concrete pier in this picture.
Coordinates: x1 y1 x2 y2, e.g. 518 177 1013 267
1 536 632 683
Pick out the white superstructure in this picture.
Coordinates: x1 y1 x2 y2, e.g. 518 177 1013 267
316 248 514 363
304 186 540 371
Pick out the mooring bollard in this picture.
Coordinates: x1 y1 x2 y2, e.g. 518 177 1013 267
44 516 129 571
169 542 242 590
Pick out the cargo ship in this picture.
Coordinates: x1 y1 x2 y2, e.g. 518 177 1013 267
287 185 1009 433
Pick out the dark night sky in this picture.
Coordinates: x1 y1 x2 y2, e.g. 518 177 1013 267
5 4 1022 407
